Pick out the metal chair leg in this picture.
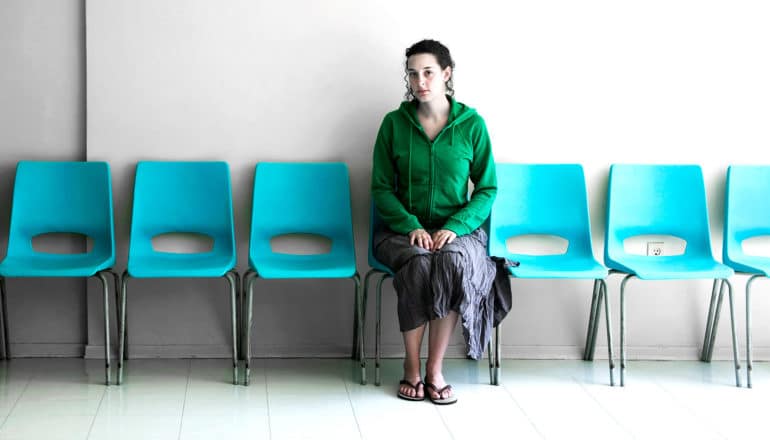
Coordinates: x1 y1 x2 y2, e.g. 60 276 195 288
600 280 615 386
488 330 494 385
494 324 501 385
117 271 129 385
746 275 762 388
352 273 365 385
95 271 111 385
583 279 602 361
0 277 9 360
706 280 727 362
243 270 256 386
721 279 742 387
224 271 239 385
375 273 387 386
109 271 123 361
619 274 634 386
351 275 360 361
700 279 721 361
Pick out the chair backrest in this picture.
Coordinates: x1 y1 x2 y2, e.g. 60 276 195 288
604 164 713 263
489 163 595 260
723 165 770 264
128 161 235 258
6 161 115 259
249 162 355 260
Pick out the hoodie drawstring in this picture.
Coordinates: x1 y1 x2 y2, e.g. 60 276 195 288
407 129 413 213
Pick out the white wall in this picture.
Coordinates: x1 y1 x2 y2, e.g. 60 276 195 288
14 0 766 360
0 0 87 356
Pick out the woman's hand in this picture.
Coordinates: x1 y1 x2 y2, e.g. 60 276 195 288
408 228 433 250
431 229 457 251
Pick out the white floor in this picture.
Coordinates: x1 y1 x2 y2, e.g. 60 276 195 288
0 357 765 439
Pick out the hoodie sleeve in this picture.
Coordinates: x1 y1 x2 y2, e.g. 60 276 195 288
442 116 497 236
371 114 424 234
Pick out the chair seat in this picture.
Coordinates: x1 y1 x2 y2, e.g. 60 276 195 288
607 255 734 280
250 253 356 279
0 253 114 277
128 252 235 278
368 259 394 276
508 255 607 279
725 255 770 277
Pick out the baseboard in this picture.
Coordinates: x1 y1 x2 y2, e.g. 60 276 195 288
4 343 84 358
70 343 770 361
85 344 354 359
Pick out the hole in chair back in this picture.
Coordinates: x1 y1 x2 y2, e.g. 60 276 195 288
32 232 93 254
152 232 214 254
505 234 569 256
742 235 770 257
270 233 332 255
623 235 687 256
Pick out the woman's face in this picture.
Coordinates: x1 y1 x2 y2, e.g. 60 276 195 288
406 53 452 104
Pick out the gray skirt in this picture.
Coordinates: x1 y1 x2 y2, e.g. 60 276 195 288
373 228 511 359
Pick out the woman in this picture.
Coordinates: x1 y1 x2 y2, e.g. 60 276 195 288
371 39 499 405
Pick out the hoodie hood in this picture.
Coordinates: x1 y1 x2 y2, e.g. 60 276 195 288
397 96 478 144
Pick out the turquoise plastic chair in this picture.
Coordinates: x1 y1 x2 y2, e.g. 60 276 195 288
363 200 497 386
722 165 770 388
489 164 614 385
118 161 239 385
601 164 739 386
242 162 362 385
0 161 117 385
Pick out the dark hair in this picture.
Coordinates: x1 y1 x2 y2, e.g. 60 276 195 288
404 39 455 101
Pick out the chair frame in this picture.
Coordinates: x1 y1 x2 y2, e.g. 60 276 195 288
0 161 118 385
586 164 741 387
116 161 239 385
242 162 363 386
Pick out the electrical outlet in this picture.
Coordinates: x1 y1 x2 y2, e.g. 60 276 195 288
647 241 664 256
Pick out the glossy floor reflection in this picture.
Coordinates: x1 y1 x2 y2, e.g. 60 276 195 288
0 357 764 439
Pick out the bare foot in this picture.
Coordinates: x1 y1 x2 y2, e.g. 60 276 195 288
397 377 424 400
398 360 424 400
424 373 457 404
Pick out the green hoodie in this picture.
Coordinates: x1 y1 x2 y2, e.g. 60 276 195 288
371 97 497 236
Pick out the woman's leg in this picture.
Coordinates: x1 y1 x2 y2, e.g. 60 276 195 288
425 311 459 399
400 324 427 398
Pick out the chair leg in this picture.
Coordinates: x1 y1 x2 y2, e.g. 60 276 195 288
487 338 493 384
350 273 365 385
619 274 634 386
375 273 388 386
117 271 129 385
495 324 502 385
599 280 615 386
227 269 241 361
243 270 256 386
0 277 9 360
109 271 122 361
362 270 375 384
746 275 762 388
706 280 727 362
351 276 360 361
224 271 239 385
722 279 741 387
95 271 112 385
583 279 602 361
700 280 721 361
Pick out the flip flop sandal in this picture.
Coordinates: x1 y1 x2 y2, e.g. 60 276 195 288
397 379 425 401
424 382 458 405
